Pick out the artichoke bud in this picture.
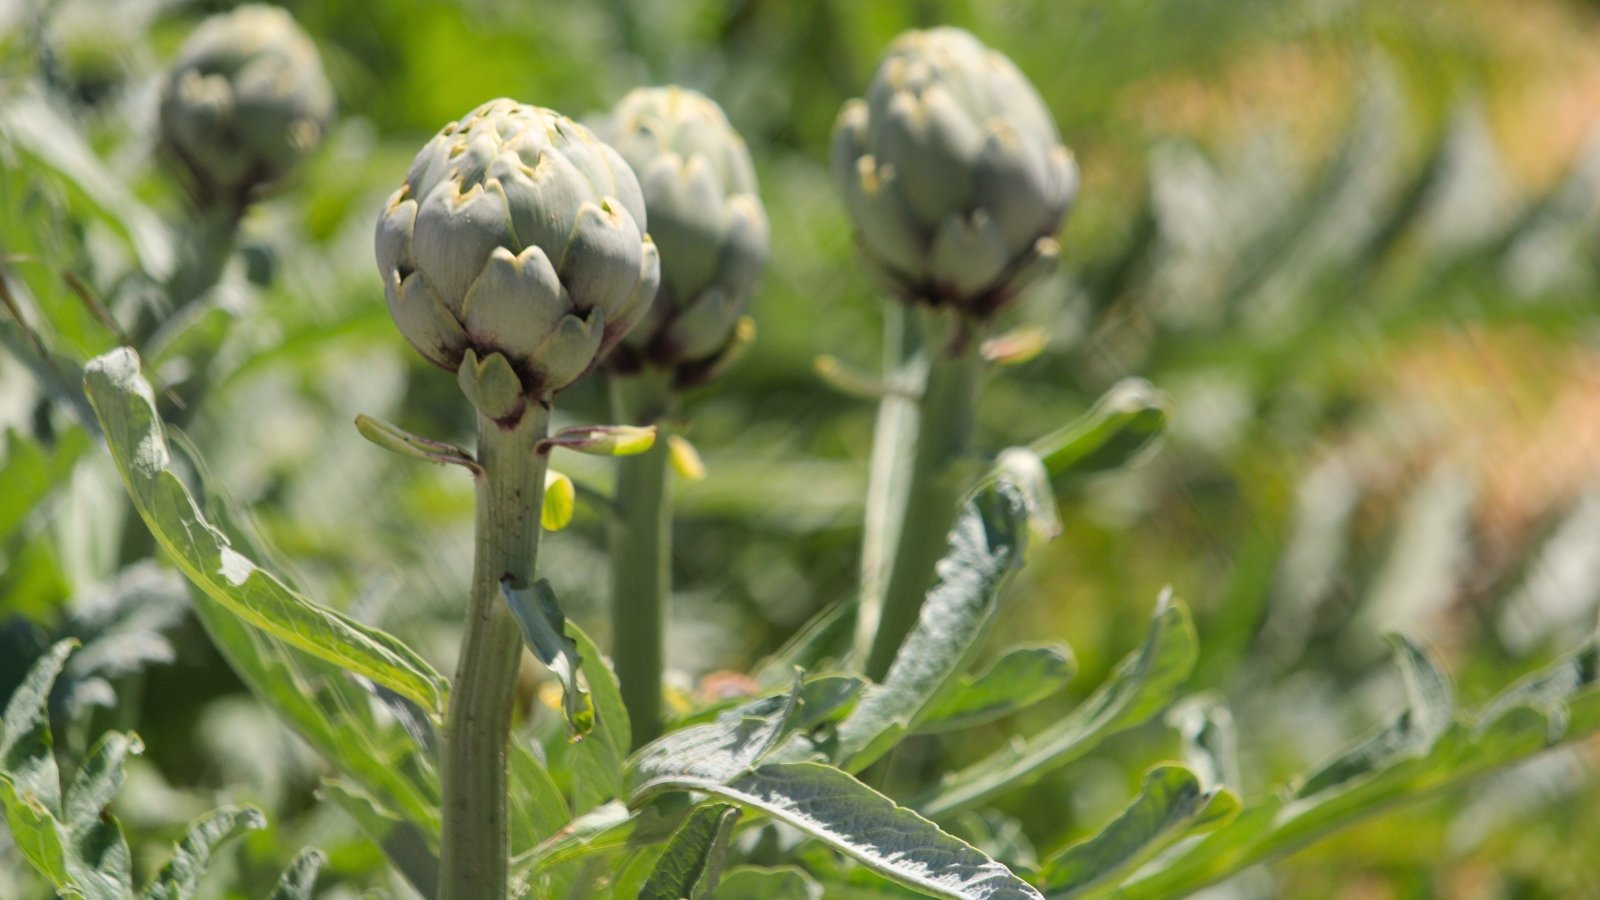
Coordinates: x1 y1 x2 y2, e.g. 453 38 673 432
377 99 659 405
158 4 334 212
597 87 768 386
832 27 1078 318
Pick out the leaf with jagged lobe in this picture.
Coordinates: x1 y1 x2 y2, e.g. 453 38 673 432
917 592 1198 817
638 803 742 900
914 643 1076 735
1037 764 1239 898
267 848 327 900
825 481 1030 772
138 806 265 900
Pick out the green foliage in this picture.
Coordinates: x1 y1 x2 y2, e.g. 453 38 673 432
917 595 1199 817
638 802 741 900
83 348 448 715
0 641 288 899
7 0 1600 896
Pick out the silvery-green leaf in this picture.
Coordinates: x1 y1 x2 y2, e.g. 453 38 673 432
637 762 1041 900
918 593 1197 817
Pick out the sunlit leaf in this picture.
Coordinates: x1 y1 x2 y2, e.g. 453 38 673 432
918 593 1197 817
83 348 447 715
639 761 1041 900
638 803 742 900
138 806 265 900
829 482 1029 771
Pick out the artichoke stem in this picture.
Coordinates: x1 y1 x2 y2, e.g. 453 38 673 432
441 404 551 900
864 309 982 681
607 369 677 750
854 302 924 657
129 205 242 351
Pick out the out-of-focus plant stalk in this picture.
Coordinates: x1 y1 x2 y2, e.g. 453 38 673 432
608 370 676 749
855 303 922 655
865 309 982 680
440 404 551 900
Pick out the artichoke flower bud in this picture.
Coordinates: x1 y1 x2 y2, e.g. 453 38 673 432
377 99 660 411
832 28 1078 318
158 5 334 212
598 87 768 387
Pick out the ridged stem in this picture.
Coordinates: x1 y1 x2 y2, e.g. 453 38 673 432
854 301 923 658
864 310 982 681
440 404 551 900
608 370 676 750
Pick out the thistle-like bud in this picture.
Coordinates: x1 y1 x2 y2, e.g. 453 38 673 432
158 4 334 211
598 87 768 387
832 28 1077 318
376 99 660 411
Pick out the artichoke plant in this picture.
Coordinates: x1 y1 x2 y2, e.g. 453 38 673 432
832 27 1078 318
158 4 334 211
376 98 661 409
599 86 768 386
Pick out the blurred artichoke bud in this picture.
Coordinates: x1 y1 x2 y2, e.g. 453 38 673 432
832 28 1077 318
376 99 660 407
158 5 334 211
598 87 768 386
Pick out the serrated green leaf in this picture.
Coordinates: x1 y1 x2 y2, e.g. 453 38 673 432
267 848 327 900
918 593 1197 817
567 623 630 813
62 731 139 897
0 640 75 817
323 780 438 899
915 644 1076 735
640 761 1041 900
630 674 805 797
138 806 265 900
638 803 742 900
712 865 824 899
1113 636 1600 899
503 580 594 738
1295 635 1453 798
82 348 447 715
1038 764 1238 897
0 773 76 894
831 482 1029 771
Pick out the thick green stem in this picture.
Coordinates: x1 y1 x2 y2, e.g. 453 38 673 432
608 371 676 750
864 311 983 681
854 302 923 658
440 404 551 900
130 206 241 350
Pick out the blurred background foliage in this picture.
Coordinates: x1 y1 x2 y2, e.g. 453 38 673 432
4 0 1600 895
